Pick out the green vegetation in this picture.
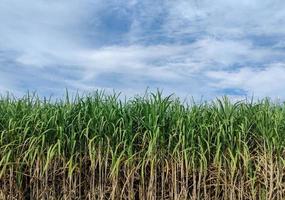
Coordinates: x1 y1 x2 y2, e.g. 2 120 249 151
1 91 285 199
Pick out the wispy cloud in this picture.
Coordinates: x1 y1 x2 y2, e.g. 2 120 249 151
207 63 285 99
1 0 285 99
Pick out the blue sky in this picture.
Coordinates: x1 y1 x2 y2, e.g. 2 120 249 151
1 0 285 99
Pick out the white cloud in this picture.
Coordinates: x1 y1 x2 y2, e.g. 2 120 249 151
0 0 92 67
207 63 285 98
165 0 285 38
1 0 285 98
78 45 187 80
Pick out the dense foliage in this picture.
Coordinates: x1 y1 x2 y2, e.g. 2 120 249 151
1 91 285 199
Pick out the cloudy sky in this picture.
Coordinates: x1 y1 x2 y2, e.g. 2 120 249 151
1 0 285 99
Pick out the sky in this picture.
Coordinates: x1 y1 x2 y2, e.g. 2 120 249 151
1 0 285 99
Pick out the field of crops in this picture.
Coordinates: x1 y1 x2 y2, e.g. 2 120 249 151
1 91 285 199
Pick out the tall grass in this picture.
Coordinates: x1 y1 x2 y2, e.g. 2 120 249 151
1 91 285 199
